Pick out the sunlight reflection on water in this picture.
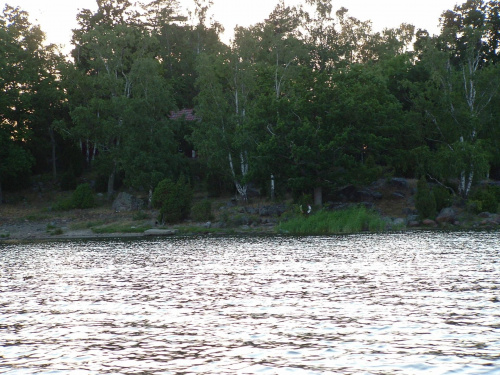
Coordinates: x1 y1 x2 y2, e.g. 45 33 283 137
1 231 500 374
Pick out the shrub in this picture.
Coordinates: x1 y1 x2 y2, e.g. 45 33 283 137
191 200 213 222
466 199 482 214
72 183 94 209
415 176 436 219
152 177 193 224
470 188 499 213
433 185 452 212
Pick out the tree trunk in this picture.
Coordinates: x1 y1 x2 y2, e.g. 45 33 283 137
148 187 153 209
459 168 474 198
228 152 248 202
314 187 323 207
107 163 116 201
270 174 275 201
49 127 57 182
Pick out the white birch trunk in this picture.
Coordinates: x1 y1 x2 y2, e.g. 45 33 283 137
270 174 275 200
86 139 90 165
228 152 248 202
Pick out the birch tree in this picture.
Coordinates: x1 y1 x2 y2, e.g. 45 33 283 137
414 0 500 198
193 50 256 202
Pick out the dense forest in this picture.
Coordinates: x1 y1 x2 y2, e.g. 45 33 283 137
1 0 499 208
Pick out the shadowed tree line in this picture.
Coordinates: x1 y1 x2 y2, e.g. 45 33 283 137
1 0 499 206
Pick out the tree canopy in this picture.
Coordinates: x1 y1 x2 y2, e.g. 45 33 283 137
1 0 499 204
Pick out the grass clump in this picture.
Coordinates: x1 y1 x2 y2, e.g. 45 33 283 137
277 205 386 235
191 200 213 221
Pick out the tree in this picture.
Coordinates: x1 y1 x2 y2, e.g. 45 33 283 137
411 0 500 198
68 1 158 199
0 125 33 203
0 5 66 195
121 57 179 206
193 49 256 201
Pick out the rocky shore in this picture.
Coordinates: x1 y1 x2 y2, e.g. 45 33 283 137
1 177 499 243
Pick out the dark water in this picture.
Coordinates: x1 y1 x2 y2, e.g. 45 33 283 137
1 231 500 374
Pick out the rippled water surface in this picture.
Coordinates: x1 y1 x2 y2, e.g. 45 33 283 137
1 232 500 374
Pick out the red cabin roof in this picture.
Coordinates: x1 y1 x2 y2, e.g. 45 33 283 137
169 108 200 121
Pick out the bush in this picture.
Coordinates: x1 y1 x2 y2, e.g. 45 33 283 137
415 176 436 219
72 183 95 209
470 187 498 213
191 200 213 221
53 183 94 211
152 177 193 224
433 185 452 212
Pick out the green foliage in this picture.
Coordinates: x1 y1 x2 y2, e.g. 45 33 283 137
132 211 150 221
433 185 453 211
191 200 213 222
470 187 499 213
2 0 500 210
466 199 483 214
0 125 34 200
152 177 193 224
71 183 95 209
415 176 436 219
54 183 94 210
277 206 386 235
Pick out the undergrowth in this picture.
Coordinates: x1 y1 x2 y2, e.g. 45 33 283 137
277 205 386 235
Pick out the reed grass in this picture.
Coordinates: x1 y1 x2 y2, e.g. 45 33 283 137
277 205 386 235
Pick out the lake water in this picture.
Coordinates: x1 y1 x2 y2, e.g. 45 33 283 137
1 231 500 374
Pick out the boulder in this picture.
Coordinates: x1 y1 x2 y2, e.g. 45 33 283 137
144 229 177 236
391 192 406 199
112 192 145 212
357 189 383 201
390 177 410 189
436 207 456 223
392 218 406 228
478 212 492 218
336 184 358 202
422 219 437 227
259 205 287 217
406 214 419 224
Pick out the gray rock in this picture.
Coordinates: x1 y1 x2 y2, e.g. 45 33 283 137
357 189 383 201
406 214 419 223
390 178 409 189
144 229 178 236
391 192 406 199
259 205 287 217
112 192 145 212
392 218 406 227
422 219 437 227
436 207 456 223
